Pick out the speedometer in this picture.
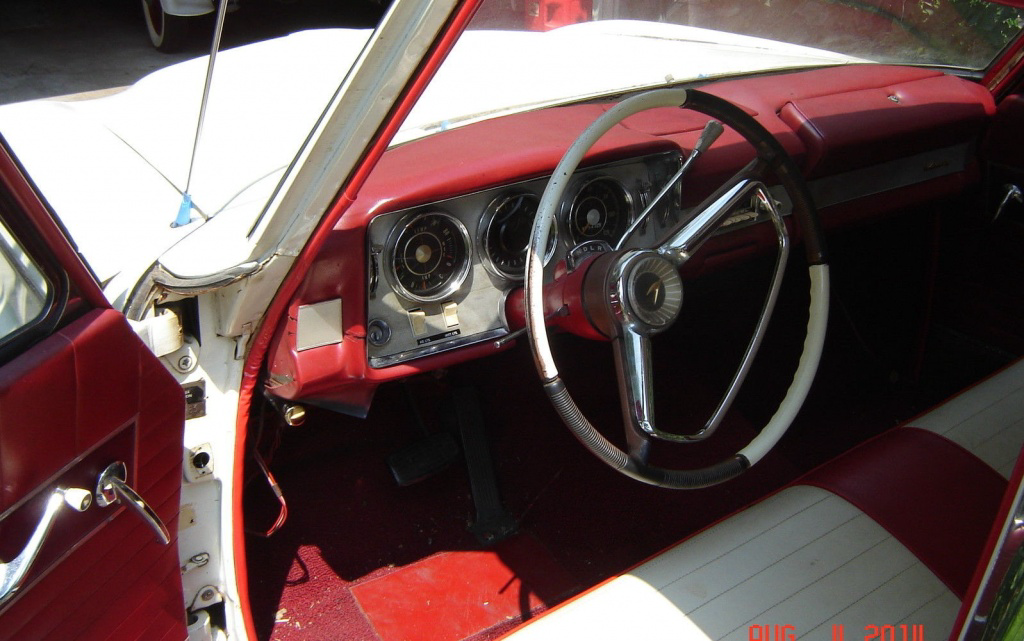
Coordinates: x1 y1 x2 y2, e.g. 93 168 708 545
566 177 633 247
389 211 471 302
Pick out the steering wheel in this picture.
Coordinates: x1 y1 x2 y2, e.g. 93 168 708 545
524 88 829 489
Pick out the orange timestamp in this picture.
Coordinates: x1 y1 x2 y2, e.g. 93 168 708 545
748 624 927 641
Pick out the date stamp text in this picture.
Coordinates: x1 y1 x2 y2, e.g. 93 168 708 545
749 624 927 641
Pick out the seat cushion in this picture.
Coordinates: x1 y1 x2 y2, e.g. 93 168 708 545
906 359 1024 479
802 427 1005 597
504 485 959 641
504 360 1024 641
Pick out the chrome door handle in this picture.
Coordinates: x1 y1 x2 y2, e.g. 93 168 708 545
96 462 170 545
0 487 93 605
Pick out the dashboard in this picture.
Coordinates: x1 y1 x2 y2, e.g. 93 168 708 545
264 64 995 415
364 151 682 367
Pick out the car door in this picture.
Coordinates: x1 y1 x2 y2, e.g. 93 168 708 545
0 140 187 640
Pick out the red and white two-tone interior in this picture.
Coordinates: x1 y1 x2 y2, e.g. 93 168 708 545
4 1 1024 640
245 17 1024 641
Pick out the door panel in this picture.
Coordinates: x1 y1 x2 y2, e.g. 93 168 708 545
0 310 140 510
0 145 187 639
947 92 1024 358
0 309 187 640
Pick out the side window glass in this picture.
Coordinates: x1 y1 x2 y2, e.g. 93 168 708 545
0 218 51 342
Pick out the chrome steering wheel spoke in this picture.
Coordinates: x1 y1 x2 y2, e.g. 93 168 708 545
614 328 656 464
658 160 761 266
613 177 791 451
652 183 792 446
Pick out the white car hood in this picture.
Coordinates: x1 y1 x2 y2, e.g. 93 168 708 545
0 22 860 303
0 29 368 301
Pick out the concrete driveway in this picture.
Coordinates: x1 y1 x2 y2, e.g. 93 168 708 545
0 0 385 105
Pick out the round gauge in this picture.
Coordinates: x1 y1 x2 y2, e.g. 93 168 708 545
567 177 633 247
389 211 471 302
480 192 555 280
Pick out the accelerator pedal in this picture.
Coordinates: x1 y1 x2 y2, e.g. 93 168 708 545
448 386 518 546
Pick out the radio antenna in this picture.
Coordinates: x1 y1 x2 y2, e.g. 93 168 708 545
174 0 231 227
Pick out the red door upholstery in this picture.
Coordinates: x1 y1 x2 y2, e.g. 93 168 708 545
0 308 187 640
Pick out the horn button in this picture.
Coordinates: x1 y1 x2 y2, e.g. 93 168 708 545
613 252 684 333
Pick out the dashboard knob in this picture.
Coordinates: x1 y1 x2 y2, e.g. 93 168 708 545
367 319 392 346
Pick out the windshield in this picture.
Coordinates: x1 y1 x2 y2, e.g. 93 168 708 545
687 0 1023 69
399 0 1024 142
470 0 1024 69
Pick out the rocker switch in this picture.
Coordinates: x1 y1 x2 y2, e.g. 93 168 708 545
442 302 460 328
408 309 427 336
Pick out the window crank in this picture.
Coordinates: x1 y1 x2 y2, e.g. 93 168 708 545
0 461 168 606
96 462 171 545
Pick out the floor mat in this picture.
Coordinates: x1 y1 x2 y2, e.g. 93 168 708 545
351 535 578 641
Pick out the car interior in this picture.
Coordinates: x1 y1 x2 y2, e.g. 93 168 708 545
238 9 1024 641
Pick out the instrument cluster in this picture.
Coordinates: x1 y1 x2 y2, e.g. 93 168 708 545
365 151 682 368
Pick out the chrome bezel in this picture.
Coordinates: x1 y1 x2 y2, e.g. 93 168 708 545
478 191 556 281
563 175 635 248
385 210 472 303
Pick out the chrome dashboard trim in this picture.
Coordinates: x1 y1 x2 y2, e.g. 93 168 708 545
368 327 508 368
808 144 969 208
365 151 682 368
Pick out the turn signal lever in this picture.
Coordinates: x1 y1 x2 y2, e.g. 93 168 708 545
494 306 569 348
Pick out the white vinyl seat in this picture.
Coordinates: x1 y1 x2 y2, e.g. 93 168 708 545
907 359 1024 479
504 360 1024 641
507 485 958 641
